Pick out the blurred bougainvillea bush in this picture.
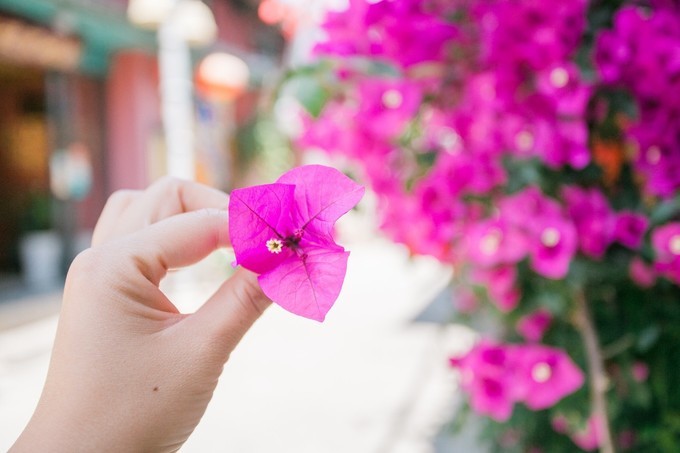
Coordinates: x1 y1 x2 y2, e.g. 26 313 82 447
281 0 680 451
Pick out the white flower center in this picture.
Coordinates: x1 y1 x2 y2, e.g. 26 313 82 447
266 238 283 254
438 128 461 153
480 229 502 255
515 131 535 152
541 227 561 247
382 89 403 109
532 362 552 383
670 235 680 255
646 146 661 165
549 67 569 88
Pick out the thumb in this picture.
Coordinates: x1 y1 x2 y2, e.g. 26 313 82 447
188 268 271 353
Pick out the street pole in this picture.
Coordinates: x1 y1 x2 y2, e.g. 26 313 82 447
158 4 195 180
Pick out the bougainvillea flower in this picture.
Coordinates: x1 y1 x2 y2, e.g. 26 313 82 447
451 340 584 421
512 344 585 410
530 217 577 280
450 341 516 421
471 265 521 312
629 257 657 288
614 211 649 250
465 219 528 268
651 222 680 262
563 186 616 259
651 222 680 283
229 165 365 321
516 309 553 342
569 414 604 451
355 78 423 141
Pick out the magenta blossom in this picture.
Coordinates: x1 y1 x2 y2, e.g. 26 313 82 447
629 257 656 288
229 165 365 321
563 186 616 259
471 265 521 312
614 211 649 250
516 309 553 342
451 340 584 421
632 361 650 382
465 219 528 268
499 187 577 279
652 222 680 284
450 341 516 421
570 414 605 451
512 344 585 410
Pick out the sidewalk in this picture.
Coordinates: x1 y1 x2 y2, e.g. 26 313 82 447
0 226 482 452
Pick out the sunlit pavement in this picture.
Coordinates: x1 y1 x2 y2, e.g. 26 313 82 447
0 216 481 453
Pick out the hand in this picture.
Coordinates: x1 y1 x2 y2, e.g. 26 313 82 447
11 177 270 452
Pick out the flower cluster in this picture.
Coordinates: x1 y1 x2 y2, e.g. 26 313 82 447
284 0 680 450
595 3 680 198
450 341 584 422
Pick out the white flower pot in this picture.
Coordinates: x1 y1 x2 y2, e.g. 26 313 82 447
18 230 63 291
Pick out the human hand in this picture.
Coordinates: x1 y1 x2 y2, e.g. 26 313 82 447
11 177 270 452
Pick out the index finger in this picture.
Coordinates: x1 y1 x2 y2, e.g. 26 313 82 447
117 208 231 286
93 178 230 246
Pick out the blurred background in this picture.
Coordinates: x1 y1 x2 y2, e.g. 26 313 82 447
0 0 289 300
0 1 473 452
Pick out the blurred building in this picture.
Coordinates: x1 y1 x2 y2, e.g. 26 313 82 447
0 0 283 295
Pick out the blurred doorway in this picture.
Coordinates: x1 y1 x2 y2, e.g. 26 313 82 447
0 62 50 287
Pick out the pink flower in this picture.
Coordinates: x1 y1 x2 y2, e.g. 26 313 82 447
563 186 616 259
614 212 649 250
629 257 656 288
632 361 649 382
229 165 364 321
450 341 516 422
512 344 585 410
570 414 605 451
500 188 577 279
551 414 569 434
355 78 424 141
516 309 553 342
471 266 521 312
465 219 528 268
652 222 680 262
451 341 584 421
652 222 680 284
530 217 578 279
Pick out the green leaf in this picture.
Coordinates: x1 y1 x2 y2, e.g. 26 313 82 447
650 195 680 226
637 325 661 352
287 75 330 118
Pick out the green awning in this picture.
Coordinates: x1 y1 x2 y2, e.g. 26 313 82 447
0 0 156 75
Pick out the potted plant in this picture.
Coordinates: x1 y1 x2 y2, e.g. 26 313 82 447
18 191 62 291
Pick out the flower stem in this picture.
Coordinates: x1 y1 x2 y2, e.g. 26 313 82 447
574 290 616 453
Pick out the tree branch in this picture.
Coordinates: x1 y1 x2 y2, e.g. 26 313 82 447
574 290 616 453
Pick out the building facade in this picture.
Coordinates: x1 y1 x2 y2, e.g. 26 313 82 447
0 0 281 295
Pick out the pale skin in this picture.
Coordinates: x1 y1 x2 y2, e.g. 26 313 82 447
11 177 271 452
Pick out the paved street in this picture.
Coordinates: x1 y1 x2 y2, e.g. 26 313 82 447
0 218 482 452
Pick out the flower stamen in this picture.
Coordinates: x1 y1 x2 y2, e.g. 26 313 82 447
541 227 561 248
480 229 503 255
531 362 552 383
670 234 680 255
382 89 403 109
266 238 284 254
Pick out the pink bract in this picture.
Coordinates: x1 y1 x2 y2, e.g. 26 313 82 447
229 165 365 321
516 309 553 342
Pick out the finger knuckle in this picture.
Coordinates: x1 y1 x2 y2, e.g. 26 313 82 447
154 175 183 194
106 189 136 208
64 248 104 291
